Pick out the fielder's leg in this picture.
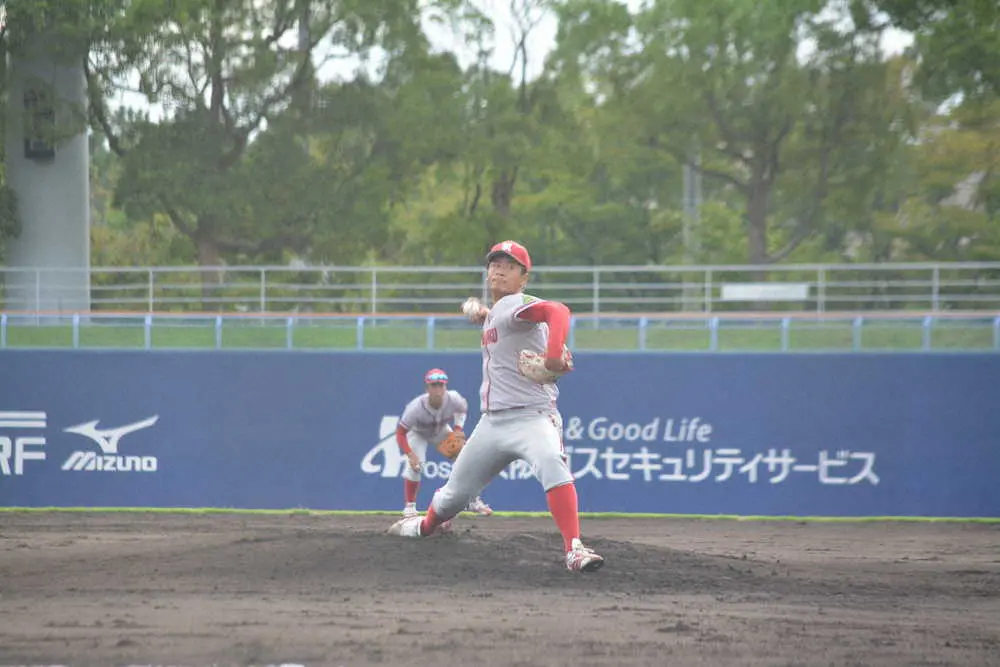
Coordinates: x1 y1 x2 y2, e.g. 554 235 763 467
464 494 494 516
401 433 428 517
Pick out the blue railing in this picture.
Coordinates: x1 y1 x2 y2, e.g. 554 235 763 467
1 311 999 352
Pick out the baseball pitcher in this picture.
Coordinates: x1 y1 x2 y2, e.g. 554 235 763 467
388 240 605 573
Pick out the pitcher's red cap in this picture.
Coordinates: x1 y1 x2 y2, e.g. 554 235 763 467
486 240 532 272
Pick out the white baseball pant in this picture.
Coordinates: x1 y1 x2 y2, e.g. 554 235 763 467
401 430 448 482
429 408 573 519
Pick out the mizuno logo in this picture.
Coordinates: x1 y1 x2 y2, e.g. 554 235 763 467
62 415 160 473
63 416 159 454
61 451 157 472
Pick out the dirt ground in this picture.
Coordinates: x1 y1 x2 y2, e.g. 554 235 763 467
0 512 998 667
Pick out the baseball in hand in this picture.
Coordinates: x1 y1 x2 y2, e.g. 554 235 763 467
462 297 485 318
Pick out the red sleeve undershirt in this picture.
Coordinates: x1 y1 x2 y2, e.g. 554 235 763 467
395 425 412 454
515 301 571 359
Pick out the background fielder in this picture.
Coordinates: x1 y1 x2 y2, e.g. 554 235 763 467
394 368 493 517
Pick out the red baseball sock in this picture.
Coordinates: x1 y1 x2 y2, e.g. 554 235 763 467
420 503 443 536
546 483 581 552
404 480 419 504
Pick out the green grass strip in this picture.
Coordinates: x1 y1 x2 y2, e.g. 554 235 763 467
2 319 998 352
1 506 996 522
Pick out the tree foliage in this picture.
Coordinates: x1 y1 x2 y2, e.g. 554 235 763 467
875 0 1000 102
85 0 434 299
871 99 1000 261
550 0 916 264
2 0 998 277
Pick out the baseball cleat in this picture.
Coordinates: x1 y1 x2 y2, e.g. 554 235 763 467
388 515 423 537
387 515 454 538
464 496 493 516
429 519 454 536
565 538 605 573
402 502 418 518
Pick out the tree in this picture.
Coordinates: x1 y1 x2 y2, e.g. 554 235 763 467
87 0 431 302
869 0 1000 278
875 0 1000 102
384 0 568 263
509 90 688 266
550 0 914 266
871 100 1000 262
452 0 550 250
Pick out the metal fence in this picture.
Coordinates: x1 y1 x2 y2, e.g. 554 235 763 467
2 311 998 353
2 262 1000 314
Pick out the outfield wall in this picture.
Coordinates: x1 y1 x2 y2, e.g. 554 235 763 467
1 350 998 518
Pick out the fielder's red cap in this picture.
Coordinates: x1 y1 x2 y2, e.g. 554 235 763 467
486 240 532 272
424 368 448 384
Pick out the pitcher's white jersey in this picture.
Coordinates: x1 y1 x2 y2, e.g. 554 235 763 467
399 390 468 438
480 293 559 413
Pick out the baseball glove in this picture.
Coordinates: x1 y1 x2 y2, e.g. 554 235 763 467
518 346 574 384
436 430 466 460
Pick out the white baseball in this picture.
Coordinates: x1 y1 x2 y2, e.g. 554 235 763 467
462 297 483 317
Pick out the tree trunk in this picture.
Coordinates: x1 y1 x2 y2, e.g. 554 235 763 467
491 168 517 218
745 177 771 309
483 213 507 251
196 234 223 311
483 169 517 246
746 181 769 265
746 174 771 285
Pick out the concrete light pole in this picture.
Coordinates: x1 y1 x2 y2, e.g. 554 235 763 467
4 5 91 313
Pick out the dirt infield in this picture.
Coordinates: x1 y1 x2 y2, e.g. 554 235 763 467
1 512 998 667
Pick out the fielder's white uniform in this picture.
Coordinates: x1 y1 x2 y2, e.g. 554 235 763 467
397 390 468 482
428 293 573 515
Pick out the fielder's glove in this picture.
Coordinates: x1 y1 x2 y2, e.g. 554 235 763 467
518 346 574 384
436 430 466 460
